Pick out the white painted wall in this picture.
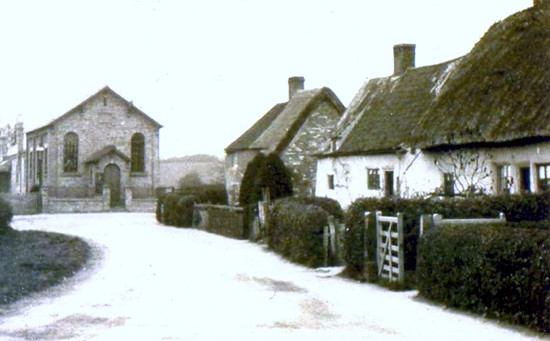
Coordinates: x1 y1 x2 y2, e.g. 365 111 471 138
315 142 550 209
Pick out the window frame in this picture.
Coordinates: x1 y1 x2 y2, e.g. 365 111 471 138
537 163 550 192
63 132 79 173
497 164 513 194
367 168 381 190
327 174 335 190
443 172 455 197
131 133 145 173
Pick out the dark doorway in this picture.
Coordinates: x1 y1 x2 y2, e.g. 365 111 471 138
520 167 531 193
104 164 122 207
384 171 394 197
0 172 10 193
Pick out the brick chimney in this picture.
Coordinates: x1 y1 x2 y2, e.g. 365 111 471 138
288 76 305 99
393 44 416 75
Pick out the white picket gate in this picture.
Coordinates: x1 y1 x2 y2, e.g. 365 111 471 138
375 211 405 283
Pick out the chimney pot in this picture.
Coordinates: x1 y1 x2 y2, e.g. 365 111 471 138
393 44 416 75
288 76 305 99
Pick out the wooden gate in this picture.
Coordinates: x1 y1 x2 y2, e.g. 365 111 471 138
375 211 405 283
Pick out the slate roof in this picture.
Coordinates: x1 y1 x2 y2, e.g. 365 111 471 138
27 86 163 135
225 87 345 154
330 4 550 156
84 145 131 164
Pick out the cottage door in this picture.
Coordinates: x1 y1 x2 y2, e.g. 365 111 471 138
104 164 122 207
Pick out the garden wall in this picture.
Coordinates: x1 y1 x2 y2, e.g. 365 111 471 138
193 204 244 239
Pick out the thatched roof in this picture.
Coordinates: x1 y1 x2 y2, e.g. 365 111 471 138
416 5 550 148
225 87 345 154
331 5 550 156
334 60 459 155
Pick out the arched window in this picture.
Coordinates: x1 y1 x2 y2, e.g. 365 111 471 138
63 132 79 172
131 133 145 172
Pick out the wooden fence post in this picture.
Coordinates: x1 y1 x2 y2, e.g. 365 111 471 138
363 211 377 282
420 214 433 236
396 212 405 284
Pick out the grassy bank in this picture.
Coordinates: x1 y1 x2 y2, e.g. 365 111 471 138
0 227 91 305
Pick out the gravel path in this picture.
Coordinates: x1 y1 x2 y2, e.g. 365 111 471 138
0 213 544 340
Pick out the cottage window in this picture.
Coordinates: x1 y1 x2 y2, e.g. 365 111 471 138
537 164 550 192
443 173 455 196
327 174 335 190
63 132 78 173
367 169 380 190
131 133 145 172
497 164 512 193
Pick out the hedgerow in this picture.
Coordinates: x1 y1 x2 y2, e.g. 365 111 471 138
158 193 198 227
343 193 550 279
267 198 330 268
416 224 550 333
0 197 13 233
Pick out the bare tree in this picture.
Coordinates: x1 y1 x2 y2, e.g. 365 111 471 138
433 149 493 197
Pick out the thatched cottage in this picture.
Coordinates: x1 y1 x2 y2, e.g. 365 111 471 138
316 2 550 208
225 77 345 205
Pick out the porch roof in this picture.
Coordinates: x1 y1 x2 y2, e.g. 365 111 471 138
84 145 131 164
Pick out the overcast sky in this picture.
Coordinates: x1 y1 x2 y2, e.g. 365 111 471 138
0 0 533 159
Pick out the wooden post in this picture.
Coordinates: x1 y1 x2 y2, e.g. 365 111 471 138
420 214 434 236
432 213 443 228
363 212 377 282
323 225 329 267
375 211 383 277
396 212 405 284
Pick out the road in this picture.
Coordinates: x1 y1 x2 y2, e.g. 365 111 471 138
0 213 543 340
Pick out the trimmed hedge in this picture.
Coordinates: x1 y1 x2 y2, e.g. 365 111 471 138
180 184 227 206
296 196 344 221
417 224 550 333
157 193 198 227
343 193 550 278
267 198 330 268
0 197 13 233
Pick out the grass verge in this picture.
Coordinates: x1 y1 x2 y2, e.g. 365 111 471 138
0 227 91 305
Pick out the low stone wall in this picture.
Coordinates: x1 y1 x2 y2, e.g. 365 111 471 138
193 204 244 239
42 187 156 214
43 197 105 214
128 199 157 213
0 193 41 215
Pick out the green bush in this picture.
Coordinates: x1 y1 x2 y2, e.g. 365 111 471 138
0 197 13 232
296 196 344 221
160 193 197 227
416 224 550 333
343 193 550 279
180 184 227 205
268 198 329 268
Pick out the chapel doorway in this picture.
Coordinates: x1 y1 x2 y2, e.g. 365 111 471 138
104 164 122 207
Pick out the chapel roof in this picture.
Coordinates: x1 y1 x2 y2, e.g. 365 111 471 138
27 86 163 135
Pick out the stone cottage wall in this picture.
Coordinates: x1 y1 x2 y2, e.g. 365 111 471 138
225 150 258 206
281 101 342 198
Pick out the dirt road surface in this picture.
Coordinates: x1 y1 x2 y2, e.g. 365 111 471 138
0 213 544 340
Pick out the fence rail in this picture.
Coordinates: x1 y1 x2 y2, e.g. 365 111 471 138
420 212 506 236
